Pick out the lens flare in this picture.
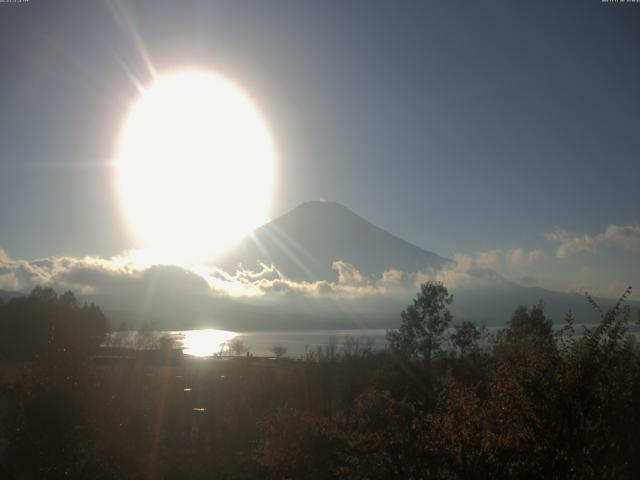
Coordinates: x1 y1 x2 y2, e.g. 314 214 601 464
117 70 276 262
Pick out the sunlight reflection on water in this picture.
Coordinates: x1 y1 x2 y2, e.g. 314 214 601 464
104 328 390 357
179 329 237 357
176 329 389 357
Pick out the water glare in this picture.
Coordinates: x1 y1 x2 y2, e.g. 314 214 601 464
180 329 236 357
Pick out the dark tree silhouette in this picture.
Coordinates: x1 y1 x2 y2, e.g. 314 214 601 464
505 301 552 343
271 345 287 358
450 320 482 358
1 284 640 479
228 338 248 356
0 287 107 360
386 281 453 364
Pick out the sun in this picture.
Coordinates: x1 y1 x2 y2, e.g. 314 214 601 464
116 70 276 262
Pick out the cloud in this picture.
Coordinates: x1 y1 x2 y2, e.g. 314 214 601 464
475 251 499 269
0 243 497 306
333 260 367 284
603 224 640 252
544 230 599 258
525 249 546 264
0 250 57 290
507 247 545 266
2 243 636 327
458 247 546 270
507 248 525 265
0 240 561 312
545 223 640 258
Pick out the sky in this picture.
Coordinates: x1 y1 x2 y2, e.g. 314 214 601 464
0 0 639 301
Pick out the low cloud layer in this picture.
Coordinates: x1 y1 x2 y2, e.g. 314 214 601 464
0 245 504 302
472 248 546 269
0 240 617 306
545 223 640 258
1 246 512 329
3 218 639 325
2 243 637 328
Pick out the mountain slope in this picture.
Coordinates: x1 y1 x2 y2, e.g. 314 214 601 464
451 281 635 326
215 201 449 281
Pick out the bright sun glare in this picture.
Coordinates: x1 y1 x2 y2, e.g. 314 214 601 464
180 329 236 357
117 71 276 262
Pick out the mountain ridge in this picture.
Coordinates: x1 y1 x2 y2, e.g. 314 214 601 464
215 200 449 281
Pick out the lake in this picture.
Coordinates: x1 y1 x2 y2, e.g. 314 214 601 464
104 328 390 357
104 323 640 358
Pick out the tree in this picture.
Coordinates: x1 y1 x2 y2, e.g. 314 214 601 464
29 285 58 304
450 321 482 359
0 286 107 360
58 290 79 310
135 324 156 350
271 345 287 358
159 334 176 352
505 301 552 344
387 281 453 365
227 338 247 356
256 407 344 479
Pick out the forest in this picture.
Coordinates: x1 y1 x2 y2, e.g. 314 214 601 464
0 283 639 479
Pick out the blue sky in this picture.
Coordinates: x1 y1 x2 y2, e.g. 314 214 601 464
0 0 639 299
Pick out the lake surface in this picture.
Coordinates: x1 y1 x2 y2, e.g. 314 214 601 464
105 328 390 357
104 323 640 358
223 329 390 357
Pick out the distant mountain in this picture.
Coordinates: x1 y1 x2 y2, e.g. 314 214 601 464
210 201 637 327
72 201 638 330
451 281 634 326
215 201 449 281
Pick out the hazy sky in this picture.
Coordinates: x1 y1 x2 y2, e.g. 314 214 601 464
1 0 639 298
